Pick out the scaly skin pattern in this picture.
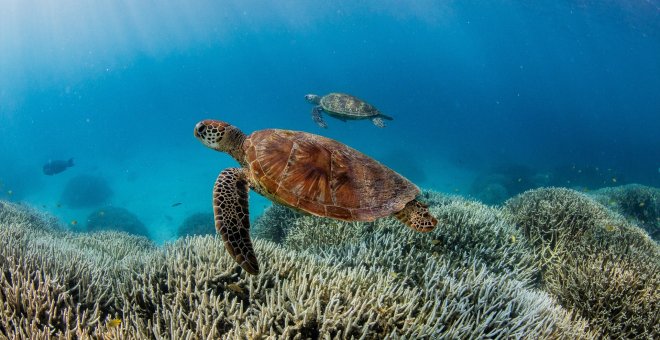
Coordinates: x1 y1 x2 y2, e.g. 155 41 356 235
212 167 258 274
393 199 437 232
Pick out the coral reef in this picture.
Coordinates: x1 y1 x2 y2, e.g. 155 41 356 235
0 197 597 338
60 175 113 208
177 212 215 237
590 184 659 241
504 188 660 338
252 204 303 243
85 206 150 238
2 187 658 338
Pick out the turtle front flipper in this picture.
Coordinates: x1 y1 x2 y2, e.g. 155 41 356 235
213 167 259 274
394 199 437 232
312 106 328 128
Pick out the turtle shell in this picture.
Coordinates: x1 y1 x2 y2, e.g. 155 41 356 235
243 129 419 221
320 93 380 117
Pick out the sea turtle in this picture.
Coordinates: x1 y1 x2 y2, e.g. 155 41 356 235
304 93 393 128
194 119 437 274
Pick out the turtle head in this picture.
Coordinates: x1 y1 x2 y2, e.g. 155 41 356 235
304 94 321 105
194 120 247 162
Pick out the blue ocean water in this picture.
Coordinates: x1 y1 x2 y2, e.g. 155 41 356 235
1 1 658 243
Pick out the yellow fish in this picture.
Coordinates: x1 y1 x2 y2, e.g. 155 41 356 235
430 239 442 246
510 235 517 243
70 220 78 226
107 318 121 328
226 283 244 294
604 224 617 232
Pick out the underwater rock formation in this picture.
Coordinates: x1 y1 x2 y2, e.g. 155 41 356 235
469 164 543 205
177 212 215 237
85 206 149 238
60 174 113 208
1 186 658 338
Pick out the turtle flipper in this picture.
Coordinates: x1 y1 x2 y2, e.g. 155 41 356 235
372 116 386 128
213 167 259 274
312 106 328 128
394 199 437 232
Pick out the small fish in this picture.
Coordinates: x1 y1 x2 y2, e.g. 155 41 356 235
70 220 78 226
639 202 645 208
7 190 12 196
517 178 522 182
171 202 182 207
226 283 244 294
107 318 121 328
389 271 399 279
430 239 442 246
56 203 62 208
510 235 517 243
43 158 74 176
604 224 617 232
612 177 617 183
99 211 105 216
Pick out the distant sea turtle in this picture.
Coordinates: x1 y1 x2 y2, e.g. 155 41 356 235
194 119 437 274
304 93 393 128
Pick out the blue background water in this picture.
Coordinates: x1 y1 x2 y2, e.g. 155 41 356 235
1 1 658 243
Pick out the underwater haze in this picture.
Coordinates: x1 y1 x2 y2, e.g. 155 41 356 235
1 0 659 243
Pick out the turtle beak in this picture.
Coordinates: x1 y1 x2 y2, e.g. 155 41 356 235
194 121 206 138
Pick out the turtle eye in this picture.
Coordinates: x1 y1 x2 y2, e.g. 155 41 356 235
197 124 207 135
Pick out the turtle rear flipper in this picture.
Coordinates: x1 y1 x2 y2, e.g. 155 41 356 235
394 199 437 232
213 167 259 274
372 116 387 128
312 106 328 128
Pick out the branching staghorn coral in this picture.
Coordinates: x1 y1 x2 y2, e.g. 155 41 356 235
252 204 303 243
503 187 660 339
590 184 659 241
0 197 596 338
0 202 155 338
276 191 538 285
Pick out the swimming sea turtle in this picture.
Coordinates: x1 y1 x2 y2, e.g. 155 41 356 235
194 119 437 274
304 93 393 128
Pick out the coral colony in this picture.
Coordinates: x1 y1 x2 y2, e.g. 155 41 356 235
1 187 658 338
